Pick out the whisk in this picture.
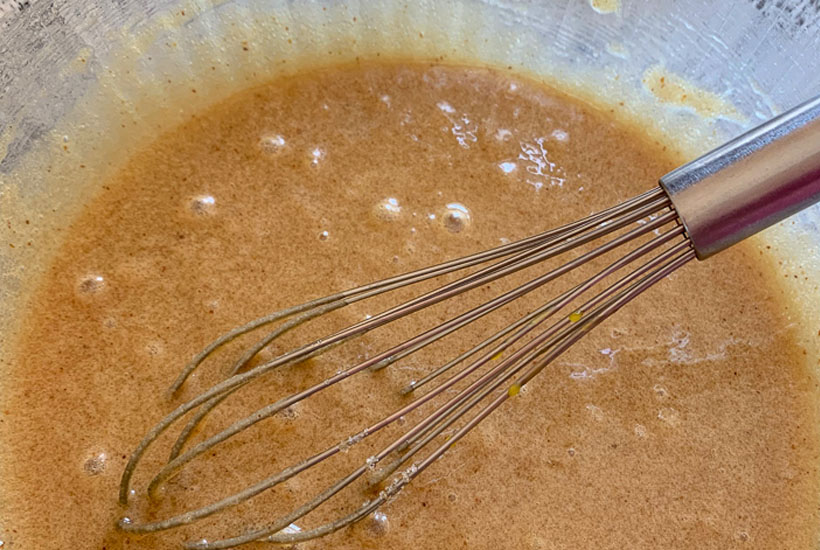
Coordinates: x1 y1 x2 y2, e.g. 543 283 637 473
117 95 820 549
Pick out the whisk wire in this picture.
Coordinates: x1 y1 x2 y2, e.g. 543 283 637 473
145 208 679 496
158 191 670 467
168 188 666 391
118 187 695 548
180 231 695 550
120 190 671 503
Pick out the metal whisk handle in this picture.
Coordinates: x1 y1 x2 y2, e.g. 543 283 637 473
660 94 820 259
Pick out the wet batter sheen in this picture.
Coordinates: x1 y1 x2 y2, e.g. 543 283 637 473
4 63 820 549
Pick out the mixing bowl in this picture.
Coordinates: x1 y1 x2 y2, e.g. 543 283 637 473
1 0 819 546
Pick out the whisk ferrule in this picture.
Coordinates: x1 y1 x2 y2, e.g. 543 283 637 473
661 94 820 259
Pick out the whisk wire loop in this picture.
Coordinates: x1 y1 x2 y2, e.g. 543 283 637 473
118 187 694 548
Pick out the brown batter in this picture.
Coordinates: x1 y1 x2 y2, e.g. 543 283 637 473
3 62 819 549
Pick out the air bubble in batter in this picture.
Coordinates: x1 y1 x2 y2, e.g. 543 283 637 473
77 274 106 295
83 452 108 476
441 203 472 233
259 133 286 154
368 511 389 536
374 197 402 220
189 195 216 215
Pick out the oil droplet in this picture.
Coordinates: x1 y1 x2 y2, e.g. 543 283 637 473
78 274 105 294
318 230 330 241
374 197 402 220
190 195 216 215
568 311 583 323
83 452 107 476
368 511 389 536
508 383 521 397
259 133 286 154
441 202 472 233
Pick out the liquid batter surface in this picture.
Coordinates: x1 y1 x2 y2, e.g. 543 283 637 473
3 63 820 549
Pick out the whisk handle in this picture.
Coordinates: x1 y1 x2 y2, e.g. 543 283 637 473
660 94 820 260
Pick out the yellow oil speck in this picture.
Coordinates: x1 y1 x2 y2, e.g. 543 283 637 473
508 383 521 397
491 350 503 360
568 311 583 323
